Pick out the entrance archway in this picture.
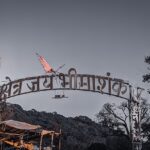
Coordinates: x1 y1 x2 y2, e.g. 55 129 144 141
0 68 144 150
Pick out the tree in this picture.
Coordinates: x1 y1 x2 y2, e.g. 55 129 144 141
142 56 150 143
96 99 150 140
143 56 150 93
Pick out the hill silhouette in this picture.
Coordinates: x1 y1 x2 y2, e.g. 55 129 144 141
3 103 131 150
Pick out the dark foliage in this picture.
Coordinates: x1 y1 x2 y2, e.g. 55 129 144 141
143 56 150 93
87 143 106 150
145 56 150 64
142 142 150 150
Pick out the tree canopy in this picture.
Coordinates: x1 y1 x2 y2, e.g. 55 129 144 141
96 99 150 141
143 56 150 93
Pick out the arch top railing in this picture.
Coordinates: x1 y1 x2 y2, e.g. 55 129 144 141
0 68 143 101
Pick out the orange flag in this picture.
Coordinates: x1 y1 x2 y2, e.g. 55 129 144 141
36 53 53 73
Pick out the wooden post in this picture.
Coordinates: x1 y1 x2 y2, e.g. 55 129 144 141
51 133 54 150
39 135 43 150
58 129 62 150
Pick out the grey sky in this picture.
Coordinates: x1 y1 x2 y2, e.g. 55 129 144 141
0 0 150 119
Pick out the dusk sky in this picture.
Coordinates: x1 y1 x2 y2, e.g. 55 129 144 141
0 0 150 119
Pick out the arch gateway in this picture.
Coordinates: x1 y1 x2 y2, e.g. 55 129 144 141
0 68 144 150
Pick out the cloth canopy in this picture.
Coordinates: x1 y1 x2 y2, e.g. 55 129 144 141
0 120 41 131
